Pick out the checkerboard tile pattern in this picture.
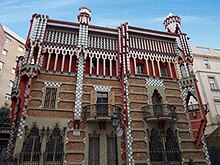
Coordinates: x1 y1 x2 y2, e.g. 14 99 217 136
201 134 211 164
44 81 61 87
145 78 164 87
74 54 84 119
94 85 111 92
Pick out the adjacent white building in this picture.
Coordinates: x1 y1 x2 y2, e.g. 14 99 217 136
192 46 220 135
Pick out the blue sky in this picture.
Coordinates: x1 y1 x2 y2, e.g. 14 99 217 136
0 0 219 48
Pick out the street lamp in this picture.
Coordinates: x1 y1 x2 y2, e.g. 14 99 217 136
111 113 119 165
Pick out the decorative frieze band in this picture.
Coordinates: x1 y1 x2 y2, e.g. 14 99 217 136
94 85 111 92
44 81 62 87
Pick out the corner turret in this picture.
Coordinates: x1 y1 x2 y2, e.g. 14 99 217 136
163 13 181 34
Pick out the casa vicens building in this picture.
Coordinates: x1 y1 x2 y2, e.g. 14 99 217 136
7 7 209 165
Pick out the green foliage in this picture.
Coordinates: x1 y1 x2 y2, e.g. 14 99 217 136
0 106 10 127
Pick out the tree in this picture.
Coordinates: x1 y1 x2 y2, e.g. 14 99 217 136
0 107 10 128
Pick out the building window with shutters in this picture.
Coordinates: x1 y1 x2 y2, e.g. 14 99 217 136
44 87 57 108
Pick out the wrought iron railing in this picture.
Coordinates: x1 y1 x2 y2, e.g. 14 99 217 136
187 104 200 112
82 103 122 121
150 150 181 165
187 103 209 114
142 104 177 121
18 152 41 165
43 152 64 165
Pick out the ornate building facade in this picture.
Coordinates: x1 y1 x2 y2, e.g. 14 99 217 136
8 8 209 164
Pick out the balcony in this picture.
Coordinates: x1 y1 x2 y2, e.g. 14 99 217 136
187 103 209 114
82 104 122 122
150 150 182 165
142 104 177 122
187 104 200 112
18 152 41 165
43 152 64 165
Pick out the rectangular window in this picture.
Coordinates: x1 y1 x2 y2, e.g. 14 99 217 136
6 38 11 44
44 88 57 108
2 49 8 56
208 77 217 90
12 68 16 74
5 94 11 101
160 65 167 77
96 92 108 116
18 46 24 53
92 58 97 74
215 101 220 115
8 80 14 88
0 61 4 70
107 136 116 165
136 63 144 74
203 59 211 69
89 135 99 165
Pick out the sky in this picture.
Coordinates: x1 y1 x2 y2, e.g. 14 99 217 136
0 0 220 48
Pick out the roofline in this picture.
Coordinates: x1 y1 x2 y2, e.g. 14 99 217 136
47 18 182 38
128 26 179 39
2 25 25 44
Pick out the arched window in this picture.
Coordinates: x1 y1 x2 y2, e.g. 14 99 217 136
149 128 164 161
21 125 41 163
152 90 162 115
165 128 181 161
149 128 182 163
180 64 187 78
186 92 199 112
44 127 64 164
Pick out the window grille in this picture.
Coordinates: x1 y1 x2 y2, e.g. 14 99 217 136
20 125 41 163
149 128 164 161
149 128 181 164
44 127 64 164
44 88 57 108
165 129 181 161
